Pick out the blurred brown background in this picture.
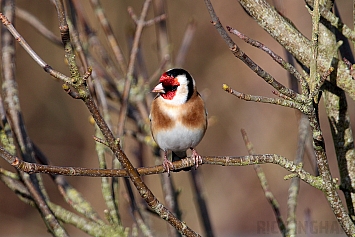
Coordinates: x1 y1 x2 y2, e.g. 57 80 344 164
0 0 353 236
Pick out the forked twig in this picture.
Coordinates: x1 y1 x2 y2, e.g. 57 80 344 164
227 26 308 93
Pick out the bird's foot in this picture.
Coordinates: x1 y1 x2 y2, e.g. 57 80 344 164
163 156 174 175
190 148 202 169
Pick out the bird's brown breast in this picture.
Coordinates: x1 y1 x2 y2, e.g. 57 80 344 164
150 92 207 133
181 93 206 129
150 97 174 130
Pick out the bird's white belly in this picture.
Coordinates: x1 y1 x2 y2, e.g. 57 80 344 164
154 123 204 152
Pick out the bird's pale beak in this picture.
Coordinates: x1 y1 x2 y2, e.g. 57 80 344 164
152 83 165 93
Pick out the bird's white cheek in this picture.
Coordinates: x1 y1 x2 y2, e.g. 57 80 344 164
162 85 188 105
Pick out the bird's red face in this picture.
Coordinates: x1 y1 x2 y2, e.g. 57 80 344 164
153 72 180 100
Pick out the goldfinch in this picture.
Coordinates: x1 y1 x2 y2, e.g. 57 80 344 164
150 68 207 173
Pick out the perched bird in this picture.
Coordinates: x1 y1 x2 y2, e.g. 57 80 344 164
149 68 207 173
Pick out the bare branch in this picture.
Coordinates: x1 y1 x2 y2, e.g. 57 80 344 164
2 146 323 192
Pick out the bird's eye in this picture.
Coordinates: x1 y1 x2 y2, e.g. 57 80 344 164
165 85 178 91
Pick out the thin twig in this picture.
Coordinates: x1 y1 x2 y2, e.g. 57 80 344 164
1 170 125 236
129 6 166 27
286 114 309 236
117 0 151 136
175 20 197 67
308 67 333 100
15 7 62 45
73 0 123 81
222 84 312 115
89 0 127 75
153 0 171 67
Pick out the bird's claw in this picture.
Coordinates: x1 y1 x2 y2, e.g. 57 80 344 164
163 157 174 175
191 148 202 169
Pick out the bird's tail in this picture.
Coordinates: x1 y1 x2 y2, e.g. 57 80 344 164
172 151 187 162
172 151 190 171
